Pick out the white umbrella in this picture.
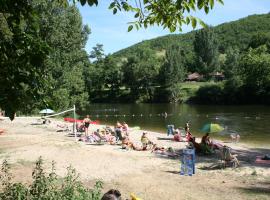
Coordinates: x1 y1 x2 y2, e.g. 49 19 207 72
39 109 55 114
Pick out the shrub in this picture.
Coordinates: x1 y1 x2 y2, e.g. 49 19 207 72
0 157 103 200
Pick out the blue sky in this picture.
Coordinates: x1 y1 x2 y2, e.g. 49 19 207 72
78 0 270 54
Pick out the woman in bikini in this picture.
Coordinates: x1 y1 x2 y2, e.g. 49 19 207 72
83 115 91 136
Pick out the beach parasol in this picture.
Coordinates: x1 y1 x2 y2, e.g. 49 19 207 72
39 109 55 114
200 123 224 133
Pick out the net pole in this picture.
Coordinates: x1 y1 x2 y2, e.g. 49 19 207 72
73 105 77 140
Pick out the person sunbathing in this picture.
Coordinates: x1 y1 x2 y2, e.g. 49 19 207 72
200 133 215 154
173 132 183 142
221 145 240 167
188 137 202 153
121 136 140 150
141 132 153 150
104 131 116 145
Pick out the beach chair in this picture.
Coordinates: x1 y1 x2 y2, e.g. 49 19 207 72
220 146 240 168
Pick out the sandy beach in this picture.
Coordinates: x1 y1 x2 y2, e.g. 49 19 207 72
0 117 269 200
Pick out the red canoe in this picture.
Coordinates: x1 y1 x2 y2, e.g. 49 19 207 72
64 118 100 124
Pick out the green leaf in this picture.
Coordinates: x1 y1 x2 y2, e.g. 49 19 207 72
134 12 140 18
186 17 190 25
87 0 98 6
113 8 117 14
80 0 87 6
169 26 176 32
109 2 115 9
204 6 209 14
128 25 133 32
198 19 207 28
191 17 197 29
210 0 214 9
218 0 224 5
197 0 204 9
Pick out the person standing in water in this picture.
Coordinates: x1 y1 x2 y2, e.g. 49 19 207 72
83 115 91 136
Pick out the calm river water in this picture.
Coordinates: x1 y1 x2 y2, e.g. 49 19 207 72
82 104 270 146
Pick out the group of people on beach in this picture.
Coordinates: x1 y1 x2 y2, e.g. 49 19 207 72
76 115 240 166
77 116 155 152
176 122 240 166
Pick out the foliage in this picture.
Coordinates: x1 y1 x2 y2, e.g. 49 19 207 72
122 47 161 102
36 1 90 111
159 45 187 87
0 157 103 200
0 0 50 119
222 47 240 79
194 27 219 76
75 0 224 32
239 45 270 103
0 0 91 116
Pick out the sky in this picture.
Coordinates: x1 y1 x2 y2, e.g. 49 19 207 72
78 0 270 54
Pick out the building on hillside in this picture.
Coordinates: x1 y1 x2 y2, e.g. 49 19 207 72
185 72 203 82
210 72 225 81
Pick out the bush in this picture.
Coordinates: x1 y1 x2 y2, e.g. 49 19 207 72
0 157 103 200
192 84 225 104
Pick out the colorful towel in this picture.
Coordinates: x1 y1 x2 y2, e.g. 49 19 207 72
255 156 270 165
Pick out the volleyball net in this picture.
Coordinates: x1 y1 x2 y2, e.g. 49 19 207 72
43 105 78 138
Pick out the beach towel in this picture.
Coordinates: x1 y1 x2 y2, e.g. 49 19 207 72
153 150 179 158
255 156 270 165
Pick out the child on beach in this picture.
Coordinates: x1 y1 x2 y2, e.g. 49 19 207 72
141 132 153 150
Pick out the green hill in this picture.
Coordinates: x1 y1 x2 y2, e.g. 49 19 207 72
113 13 270 58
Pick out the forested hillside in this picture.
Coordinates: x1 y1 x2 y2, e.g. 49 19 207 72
114 13 270 58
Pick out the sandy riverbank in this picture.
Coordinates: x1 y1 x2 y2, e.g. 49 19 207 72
0 117 269 200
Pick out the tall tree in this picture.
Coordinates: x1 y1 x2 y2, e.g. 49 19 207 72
27 0 91 111
240 45 270 95
223 47 240 79
123 47 161 101
90 43 105 62
0 0 49 119
160 45 187 87
194 27 219 76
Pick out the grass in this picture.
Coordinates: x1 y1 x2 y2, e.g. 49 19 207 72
178 81 223 102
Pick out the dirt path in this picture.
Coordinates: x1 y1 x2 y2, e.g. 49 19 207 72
0 118 269 200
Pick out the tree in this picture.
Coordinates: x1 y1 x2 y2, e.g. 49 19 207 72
248 32 270 50
123 47 161 101
75 0 224 32
160 45 187 87
0 0 50 119
36 1 90 111
223 47 240 79
194 27 219 76
90 43 105 62
240 45 270 94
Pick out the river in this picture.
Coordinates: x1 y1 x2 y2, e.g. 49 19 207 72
82 104 270 146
